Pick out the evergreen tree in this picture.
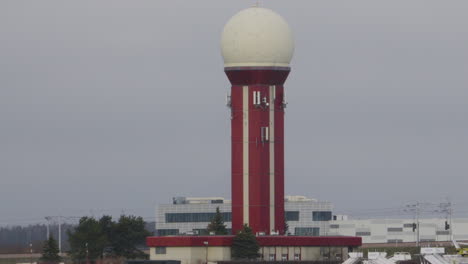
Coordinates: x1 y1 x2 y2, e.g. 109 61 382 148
111 215 151 259
207 207 228 235
67 217 109 262
40 237 62 263
231 224 260 260
67 215 151 261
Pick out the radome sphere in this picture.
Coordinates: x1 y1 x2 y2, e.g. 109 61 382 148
221 7 294 68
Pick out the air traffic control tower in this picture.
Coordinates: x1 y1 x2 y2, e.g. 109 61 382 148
222 6 294 236
147 7 361 263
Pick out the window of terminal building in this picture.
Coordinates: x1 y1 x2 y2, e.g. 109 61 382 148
193 229 209 235
355 231 371 236
157 229 179 236
281 254 288 261
285 211 299 221
403 223 415 228
312 211 332 221
294 253 301 260
387 227 403 232
330 224 339 229
165 212 232 223
436 230 450 235
155 247 166 254
269 254 276 261
387 239 403 243
420 239 436 242
295 227 320 236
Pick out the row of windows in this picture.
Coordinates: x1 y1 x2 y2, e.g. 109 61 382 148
387 239 403 243
287 211 332 222
356 231 371 236
157 229 179 236
157 228 234 236
436 230 450 235
165 212 232 223
157 228 321 236
285 211 299 221
164 211 332 223
295 227 320 236
312 211 332 221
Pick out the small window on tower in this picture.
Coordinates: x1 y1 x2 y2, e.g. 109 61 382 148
261 127 269 142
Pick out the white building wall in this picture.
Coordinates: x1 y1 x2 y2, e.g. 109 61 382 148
329 218 468 243
156 196 333 236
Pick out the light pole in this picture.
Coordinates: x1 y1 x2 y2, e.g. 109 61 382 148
204 241 209 264
86 242 89 264
45 217 51 240
29 243 33 264
58 216 62 254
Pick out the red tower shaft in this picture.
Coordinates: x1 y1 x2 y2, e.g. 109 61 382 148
226 67 290 235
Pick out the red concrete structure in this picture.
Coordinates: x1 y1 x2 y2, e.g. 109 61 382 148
147 236 362 248
226 67 290 235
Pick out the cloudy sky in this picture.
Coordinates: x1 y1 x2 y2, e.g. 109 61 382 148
1 0 468 225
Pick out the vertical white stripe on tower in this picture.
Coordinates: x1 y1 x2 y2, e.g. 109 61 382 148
269 85 275 232
243 85 249 225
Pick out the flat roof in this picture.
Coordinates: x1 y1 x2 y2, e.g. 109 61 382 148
147 236 362 247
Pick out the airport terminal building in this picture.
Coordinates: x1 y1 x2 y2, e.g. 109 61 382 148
328 218 468 244
155 196 468 244
155 196 333 237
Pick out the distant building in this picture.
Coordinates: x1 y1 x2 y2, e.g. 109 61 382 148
156 197 468 244
328 218 468 244
155 195 333 236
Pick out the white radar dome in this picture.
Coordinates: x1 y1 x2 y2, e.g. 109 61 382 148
221 7 294 68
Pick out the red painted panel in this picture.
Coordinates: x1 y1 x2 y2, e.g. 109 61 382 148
230 85 243 234
225 68 291 85
248 85 270 234
146 236 362 247
226 68 291 236
274 85 285 234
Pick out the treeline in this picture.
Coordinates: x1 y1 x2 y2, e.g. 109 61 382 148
0 220 155 254
0 224 74 253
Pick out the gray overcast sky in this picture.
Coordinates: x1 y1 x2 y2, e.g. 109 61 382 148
1 0 468 225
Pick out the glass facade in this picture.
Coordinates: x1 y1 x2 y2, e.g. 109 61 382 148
355 231 371 236
285 211 299 221
312 211 332 221
157 229 179 236
295 227 320 236
165 212 232 223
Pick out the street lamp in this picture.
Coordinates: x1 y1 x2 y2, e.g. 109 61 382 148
204 241 209 264
30 243 33 264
